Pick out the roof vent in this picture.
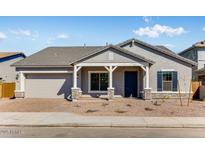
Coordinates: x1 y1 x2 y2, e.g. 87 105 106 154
84 43 86 48
131 39 135 46
106 42 108 46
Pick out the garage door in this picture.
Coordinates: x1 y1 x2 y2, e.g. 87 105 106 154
25 74 72 98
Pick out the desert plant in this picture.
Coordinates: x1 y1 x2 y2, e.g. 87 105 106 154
144 107 154 111
160 95 170 103
102 102 109 107
73 104 81 107
86 109 99 113
115 110 127 113
126 104 132 107
153 100 161 106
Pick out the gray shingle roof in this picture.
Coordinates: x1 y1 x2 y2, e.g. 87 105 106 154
155 45 175 54
12 38 197 67
117 38 197 66
12 46 104 67
12 44 155 67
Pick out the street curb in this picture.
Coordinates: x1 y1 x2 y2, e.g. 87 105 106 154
1 123 205 128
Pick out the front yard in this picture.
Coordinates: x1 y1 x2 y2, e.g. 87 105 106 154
0 98 205 116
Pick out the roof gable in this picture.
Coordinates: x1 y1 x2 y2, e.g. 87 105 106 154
118 38 197 66
72 45 155 65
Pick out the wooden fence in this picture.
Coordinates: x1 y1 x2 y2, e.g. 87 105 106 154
0 83 15 98
192 81 201 99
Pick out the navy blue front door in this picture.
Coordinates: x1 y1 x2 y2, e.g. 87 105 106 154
124 71 138 97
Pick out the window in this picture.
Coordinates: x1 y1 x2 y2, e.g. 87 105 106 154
157 71 178 92
90 72 108 92
162 72 172 91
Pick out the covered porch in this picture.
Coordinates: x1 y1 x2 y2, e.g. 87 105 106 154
71 62 151 101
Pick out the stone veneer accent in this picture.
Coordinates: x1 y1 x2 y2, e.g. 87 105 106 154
107 88 114 100
15 91 25 98
71 88 81 101
143 88 152 100
151 92 192 99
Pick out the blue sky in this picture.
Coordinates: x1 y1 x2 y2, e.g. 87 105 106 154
0 16 205 56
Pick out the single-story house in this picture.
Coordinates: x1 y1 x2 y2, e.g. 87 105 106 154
12 38 197 101
0 52 25 82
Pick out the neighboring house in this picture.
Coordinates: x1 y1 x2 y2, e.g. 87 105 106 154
179 40 205 84
12 38 196 101
0 52 25 82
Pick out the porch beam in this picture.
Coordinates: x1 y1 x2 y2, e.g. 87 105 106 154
140 66 146 71
112 66 118 72
104 66 118 88
104 66 110 72
76 66 82 72
76 62 144 67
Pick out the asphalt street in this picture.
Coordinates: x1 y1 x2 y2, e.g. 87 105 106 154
0 126 205 138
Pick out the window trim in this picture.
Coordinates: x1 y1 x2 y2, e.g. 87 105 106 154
88 71 108 93
161 71 173 92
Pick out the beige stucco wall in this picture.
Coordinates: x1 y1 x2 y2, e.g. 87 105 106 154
123 43 193 93
0 56 24 82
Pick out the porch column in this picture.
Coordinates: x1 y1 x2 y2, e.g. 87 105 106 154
145 66 150 89
105 66 117 100
109 66 113 88
71 65 82 101
20 72 25 91
15 71 25 98
73 65 77 89
144 65 152 100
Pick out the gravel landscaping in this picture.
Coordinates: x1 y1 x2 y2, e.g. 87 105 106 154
0 98 205 116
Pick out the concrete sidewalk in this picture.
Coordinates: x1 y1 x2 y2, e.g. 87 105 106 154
1 112 205 128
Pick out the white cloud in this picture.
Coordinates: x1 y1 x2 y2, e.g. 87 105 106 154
133 24 186 38
56 33 69 39
0 32 7 40
9 29 39 40
143 16 151 23
46 33 69 44
202 27 205 31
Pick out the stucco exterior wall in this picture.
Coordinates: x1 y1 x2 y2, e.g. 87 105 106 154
0 56 24 82
197 48 205 69
122 43 193 93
